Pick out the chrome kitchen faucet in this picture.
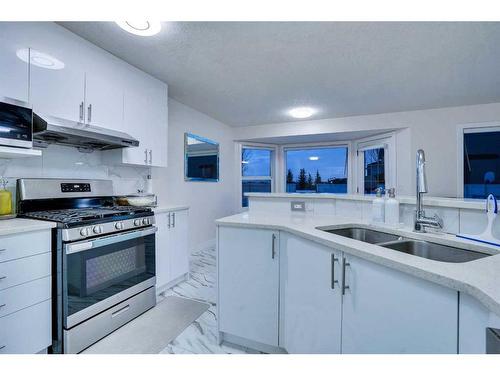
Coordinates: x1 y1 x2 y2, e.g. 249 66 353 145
414 149 444 232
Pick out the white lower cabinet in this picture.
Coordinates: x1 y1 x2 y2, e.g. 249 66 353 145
341 253 458 354
217 226 280 348
279 233 342 353
218 227 462 354
155 209 189 294
0 229 52 354
458 293 500 353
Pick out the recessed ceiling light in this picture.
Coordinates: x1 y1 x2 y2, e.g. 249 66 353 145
16 48 65 70
288 107 316 119
116 21 162 36
309 156 319 161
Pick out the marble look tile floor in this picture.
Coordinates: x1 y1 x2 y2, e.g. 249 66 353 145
159 246 254 354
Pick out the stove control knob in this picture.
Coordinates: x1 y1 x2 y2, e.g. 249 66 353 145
142 218 149 225
134 219 142 227
80 228 89 237
115 222 124 230
93 225 103 234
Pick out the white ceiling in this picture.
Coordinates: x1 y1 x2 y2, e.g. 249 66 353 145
59 22 500 127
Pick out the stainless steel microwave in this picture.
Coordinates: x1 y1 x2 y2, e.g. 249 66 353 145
0 98 33 149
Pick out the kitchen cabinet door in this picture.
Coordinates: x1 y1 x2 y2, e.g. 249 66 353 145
218 226 280 347
155 212 171 292
84 67 124 131
280 233 342 353
341 253 458 353
459 292 500 353
0 24 30 102
169 209 189 281
25 23 87 122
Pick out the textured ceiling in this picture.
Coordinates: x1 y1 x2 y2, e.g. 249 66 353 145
59 22 500 127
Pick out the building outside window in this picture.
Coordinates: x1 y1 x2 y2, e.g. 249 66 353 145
463 128 500 199
241 147 274 207
284 146 348 194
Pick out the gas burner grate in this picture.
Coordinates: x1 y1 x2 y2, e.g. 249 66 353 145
23 206 151 224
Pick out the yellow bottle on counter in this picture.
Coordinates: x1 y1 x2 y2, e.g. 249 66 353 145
0 177 12 215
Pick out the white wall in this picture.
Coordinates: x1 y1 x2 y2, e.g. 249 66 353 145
233 102 500 198
153 99 237 253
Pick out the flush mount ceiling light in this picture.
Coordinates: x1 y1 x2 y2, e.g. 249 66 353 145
16 48 65 70
288 106 316 119
309 156 319 161
116 21 162 36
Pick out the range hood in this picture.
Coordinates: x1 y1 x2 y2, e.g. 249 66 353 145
33 113 139 152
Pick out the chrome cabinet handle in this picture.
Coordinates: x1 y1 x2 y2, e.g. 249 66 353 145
341 257 350 295
87 104 92 123
144 149 148 164
0 303 6 308
172 212 175 228
331 254 339 289
271 233 276 259
0 248 5 252
79 101 84 122
167 212 171 229
0 345 5 350
149 149 153 165
0 276 6 280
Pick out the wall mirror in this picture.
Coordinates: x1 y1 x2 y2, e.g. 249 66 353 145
184 133 219 181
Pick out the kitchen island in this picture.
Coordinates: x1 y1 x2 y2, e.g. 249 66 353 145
216 212 500 354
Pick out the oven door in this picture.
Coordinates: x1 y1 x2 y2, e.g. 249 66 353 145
63 226 156 329
0 98 33 148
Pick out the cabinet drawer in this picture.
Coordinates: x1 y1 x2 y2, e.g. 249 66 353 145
0 276 51 318
0 299 51 354
0 253 51 291
0 230 51 263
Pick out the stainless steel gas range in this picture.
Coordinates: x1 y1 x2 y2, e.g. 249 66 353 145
17 178 157 354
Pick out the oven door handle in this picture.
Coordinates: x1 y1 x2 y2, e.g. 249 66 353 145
65 226 158 255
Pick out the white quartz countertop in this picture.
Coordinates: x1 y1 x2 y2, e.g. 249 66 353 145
153 205 190 214
0 218 56 236
245 192 485 210
216 212 500 316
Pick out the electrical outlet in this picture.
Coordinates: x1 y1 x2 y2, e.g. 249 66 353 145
291 201 306 211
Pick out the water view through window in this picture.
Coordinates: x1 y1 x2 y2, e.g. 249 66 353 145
285 147 348 193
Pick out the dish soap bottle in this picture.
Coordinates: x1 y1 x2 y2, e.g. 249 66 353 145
0 177 12 216
385 187 400 226
371 187 385 223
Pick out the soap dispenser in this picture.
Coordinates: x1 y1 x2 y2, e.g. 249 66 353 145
0 177 12 216
385 187 400 226
371 187 385 223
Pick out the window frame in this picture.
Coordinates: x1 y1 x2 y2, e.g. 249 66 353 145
280 141 352 194
238 143 277 210
354 133 396 195
456 122 500 198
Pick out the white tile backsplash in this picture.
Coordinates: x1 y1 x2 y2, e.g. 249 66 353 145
0 145 149 211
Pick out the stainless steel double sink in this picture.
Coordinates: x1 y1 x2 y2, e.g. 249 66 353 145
319 227 490 263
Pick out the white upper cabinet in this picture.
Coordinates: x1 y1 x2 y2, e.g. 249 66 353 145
21 23 87 122
0 24 30 103
83 57 125 130
120 67 168 167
